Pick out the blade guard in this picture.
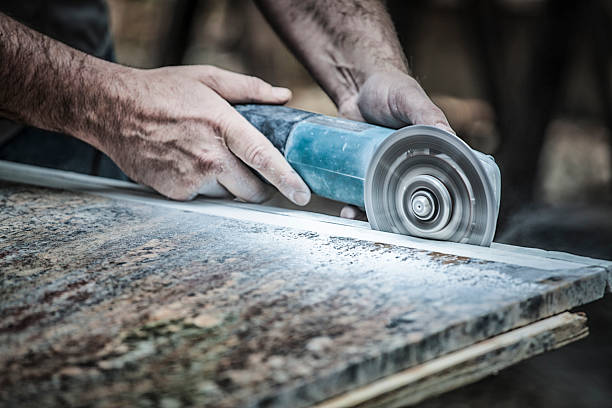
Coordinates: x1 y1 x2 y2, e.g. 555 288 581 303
364 125 500 246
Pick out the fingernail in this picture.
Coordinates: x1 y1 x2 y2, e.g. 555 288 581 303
291 190 311 206
273 87 292 100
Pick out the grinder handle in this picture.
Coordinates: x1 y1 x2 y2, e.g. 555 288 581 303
234 104 397 208
234 104 319 154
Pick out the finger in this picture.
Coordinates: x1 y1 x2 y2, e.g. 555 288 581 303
196 66 291 104
358 73 455 134
197 178 232 198
392 80 455 134
220 108 311 206
337 95 365 122
415 103 455 135
340 205 368 221
216 154 272 203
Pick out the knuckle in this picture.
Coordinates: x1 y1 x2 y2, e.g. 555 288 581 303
200 112 230 143
198 65 222 88
426 105 448 122
169 167 201 200
200 64 217 77
405 74 419 87
427 105 444 117
168 189 196 201
158 178 197 201
244 144 271 171
131 154 203 201
245 76 268 95
196 153 225 175
244 185 270 204
218 114 234 136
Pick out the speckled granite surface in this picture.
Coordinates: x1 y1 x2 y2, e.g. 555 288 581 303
0 181 609 408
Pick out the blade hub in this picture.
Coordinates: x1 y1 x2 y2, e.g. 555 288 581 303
397 173 453 235
410 190 435 220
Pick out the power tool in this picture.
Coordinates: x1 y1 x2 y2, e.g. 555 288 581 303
236 104 501 247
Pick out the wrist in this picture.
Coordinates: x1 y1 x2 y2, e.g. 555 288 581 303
66 59 139 155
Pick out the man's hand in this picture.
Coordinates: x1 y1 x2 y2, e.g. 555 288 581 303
0 14 310 205
104 66 311 204
337 71 454 220
338 71 454 134
256 0 454 219
255 0 452 136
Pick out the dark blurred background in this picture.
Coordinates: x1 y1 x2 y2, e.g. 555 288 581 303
107 1 611 407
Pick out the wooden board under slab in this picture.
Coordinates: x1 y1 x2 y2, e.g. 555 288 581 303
0 161 610 408
314 312 587 408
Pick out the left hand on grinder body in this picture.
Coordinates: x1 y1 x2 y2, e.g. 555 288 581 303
100 66 312 205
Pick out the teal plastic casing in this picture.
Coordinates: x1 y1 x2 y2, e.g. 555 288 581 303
284 115 394 208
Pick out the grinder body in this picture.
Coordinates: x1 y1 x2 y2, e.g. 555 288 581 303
235 104 390 208
235 104 501 246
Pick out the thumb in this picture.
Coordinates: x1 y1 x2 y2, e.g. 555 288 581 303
195 65 291 104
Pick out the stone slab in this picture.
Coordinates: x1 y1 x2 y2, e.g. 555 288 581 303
0 163 610 407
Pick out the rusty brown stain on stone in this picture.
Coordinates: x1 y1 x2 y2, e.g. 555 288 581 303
41 279 90 303
372 242 394 250
2 305 29 318
0 311 47 333
428 251 473 265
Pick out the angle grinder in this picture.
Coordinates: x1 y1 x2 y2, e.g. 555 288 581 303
235 104 501 247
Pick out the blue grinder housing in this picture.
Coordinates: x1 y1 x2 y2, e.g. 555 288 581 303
235 104 394 209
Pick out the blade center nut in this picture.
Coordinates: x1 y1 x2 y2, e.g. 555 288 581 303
410 190 436 221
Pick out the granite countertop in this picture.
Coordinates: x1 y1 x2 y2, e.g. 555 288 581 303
0 180 609 408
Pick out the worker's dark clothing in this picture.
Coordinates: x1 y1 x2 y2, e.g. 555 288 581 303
0 1 127 179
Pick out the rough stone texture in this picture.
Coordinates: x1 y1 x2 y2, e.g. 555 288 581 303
0 182 608 408
420 204 612 408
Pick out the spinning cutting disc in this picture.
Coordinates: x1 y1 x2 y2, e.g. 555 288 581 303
364 125 499 246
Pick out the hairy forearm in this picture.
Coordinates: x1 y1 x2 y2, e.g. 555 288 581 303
0 13 132 152
0 13 312 204
255 0 408 107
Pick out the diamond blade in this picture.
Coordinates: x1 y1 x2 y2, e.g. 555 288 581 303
364 125 500 246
